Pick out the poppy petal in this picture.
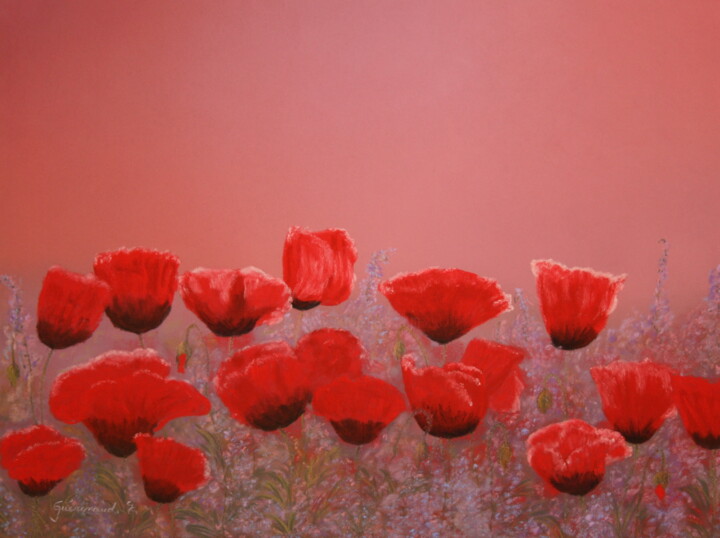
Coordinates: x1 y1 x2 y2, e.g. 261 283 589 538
380 268 511 344
532 260 625 350
94 248 180 334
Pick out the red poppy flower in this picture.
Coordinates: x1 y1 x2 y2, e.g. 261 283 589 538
49 349 211 457
460 339 527 414
590 359 675 444
312 375 405 445
36 266 111 349
672 375 720 449
179 267 291 337
379 268 512 344
526 419 631 496
531 260 626 350
0 425 85 497
282 226 358 310
401 356 488 438
295 328 365 392
94 248 180 334
134 434 208 503
215 342 312 431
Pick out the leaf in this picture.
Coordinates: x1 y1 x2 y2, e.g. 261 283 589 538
185 523 219 537
266 512 296 535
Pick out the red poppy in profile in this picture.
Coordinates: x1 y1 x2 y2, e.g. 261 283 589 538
401 356 488 438
0 425 85 497
295 328 365 392
526 419 631 496
531 260 626 350
49 349 211 457
215 342 312 431
94 248 180 334
590 359 675 444
460 339 527 414
134 434 209 503
313 375 405 445
672 375 720 449
36 267 111 349
282 227 358 310
179 267 291 337
379 268 512 344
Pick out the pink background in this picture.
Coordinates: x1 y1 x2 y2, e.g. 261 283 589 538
2 1 719 325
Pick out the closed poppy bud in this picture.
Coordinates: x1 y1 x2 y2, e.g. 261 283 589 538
537 388 553 414
37 267 111 349
94 248 180 334
283 227 358 310
7 361 20 388
498 441 513 469
380 268 512 345
531 260 625 350
394 340 406 360
175 353 187 374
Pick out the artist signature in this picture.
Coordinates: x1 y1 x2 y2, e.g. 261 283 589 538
50 499 137 522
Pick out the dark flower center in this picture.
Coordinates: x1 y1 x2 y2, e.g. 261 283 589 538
550 327 598 351
85 417 156 457
209 318 257 337
37 320 93 350
330 419 386 445
246 395 310 431
143 477 183 503
292 299 321 311
413 407 479 439
18 479 61 497
618 423 657 445
691 432 720 450
106 300 172 334
550 471 602 496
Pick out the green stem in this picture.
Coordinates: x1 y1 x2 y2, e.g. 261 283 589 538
294 311 304 345
400 326 431 366
37 349 53 423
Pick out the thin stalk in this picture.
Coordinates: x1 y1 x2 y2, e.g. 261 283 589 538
138 333 145 349
399 326 431 366
37 348 54 423
294 311 305 345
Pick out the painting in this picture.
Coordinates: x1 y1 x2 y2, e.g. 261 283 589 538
2 2 719 536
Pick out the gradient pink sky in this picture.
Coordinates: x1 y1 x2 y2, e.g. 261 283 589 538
2 1 719 325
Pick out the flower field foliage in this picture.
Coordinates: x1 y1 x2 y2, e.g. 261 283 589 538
0 232 719 537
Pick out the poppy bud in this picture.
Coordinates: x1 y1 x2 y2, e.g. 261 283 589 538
654 470 669 487
6 361 20 388
393 340 406 360
654 484 666 501
537 388 553 414
498 441 512 469
176 341 191 374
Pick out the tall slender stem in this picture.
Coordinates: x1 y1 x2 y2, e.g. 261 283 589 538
38 348 54 423
138 333 146 349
